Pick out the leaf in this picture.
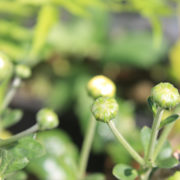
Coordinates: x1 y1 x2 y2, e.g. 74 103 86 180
168 171 180 180
0 149 9 176
5 156 29 174
84 173 105 180
30 5 58 61
1 109 23 128
0 136 44 176
56 0 90 17
15 136 45 160
27 129 79 180
140 126 151 157
147 96 157 115
156 141 178 168
160 114 179 129
5 171 27 180
156 156 178 169
113 164 138 180
156 141 172 160
103 32 168 69
170 41 180 82
0 148 29 175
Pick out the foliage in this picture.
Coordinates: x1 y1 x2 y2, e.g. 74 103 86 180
0 0 180 180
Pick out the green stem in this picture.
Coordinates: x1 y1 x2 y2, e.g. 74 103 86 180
0 124 39 147
108 120 145 166
152 122 175 161
141 169 152 180
145 108 164 163
79 116 97 179
0 77 21 112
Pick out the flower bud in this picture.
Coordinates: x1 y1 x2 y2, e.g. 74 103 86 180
36 108 59 130
0 52 13 81
15 64 31 79
151 82 180 109
87 75 116 99
92 97 119 123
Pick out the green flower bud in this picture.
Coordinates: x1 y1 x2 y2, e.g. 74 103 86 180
36 108 59 130
87 75 116 99
151 82 180 109
0 52 13 81
92 97 119 123
15 64 31 79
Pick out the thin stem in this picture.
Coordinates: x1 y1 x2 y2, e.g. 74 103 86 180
79 116 97 179
108 120 145 166
141 169 152 180
0 77 21 112
145 108 164 163
0 124 39 147
152 122 175 161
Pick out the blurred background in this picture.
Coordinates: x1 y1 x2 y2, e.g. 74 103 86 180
0 0 180 179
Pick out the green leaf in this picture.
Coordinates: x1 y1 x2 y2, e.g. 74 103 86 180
160 114 179 129
104 32 168 69
156 141 178 168
5 156 29 174
0 149 9 176
113 164 138 180
140 126 151 157
27 129 79 180
30 5 58 61
0 136 44 176
15 136 45 160
84 173 105 180
156 156 178 168
5 171 27 180
156 141 172 160
0 148 29 175
1 109 23 128
147 96 157 115
168 171 180 180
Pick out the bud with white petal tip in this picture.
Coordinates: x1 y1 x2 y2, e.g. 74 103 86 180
36 108 59 130
87 75 116 99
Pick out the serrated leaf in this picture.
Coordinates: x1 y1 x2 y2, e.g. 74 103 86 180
156 156 178 168
147 96 157 115
160 114 179 129
140 126 151 157
84 173 105 180
5 156 29 174
1 109 23 128
0 148 29 175
14 136 45 160
113 164 138 180
0 136 44 176
0 149 9 176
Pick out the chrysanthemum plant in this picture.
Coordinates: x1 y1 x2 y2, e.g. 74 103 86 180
78 75 180 180
0 53 59 180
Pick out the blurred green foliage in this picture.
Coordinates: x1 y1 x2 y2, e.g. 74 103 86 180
27 129 79 180
0 0 180 179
